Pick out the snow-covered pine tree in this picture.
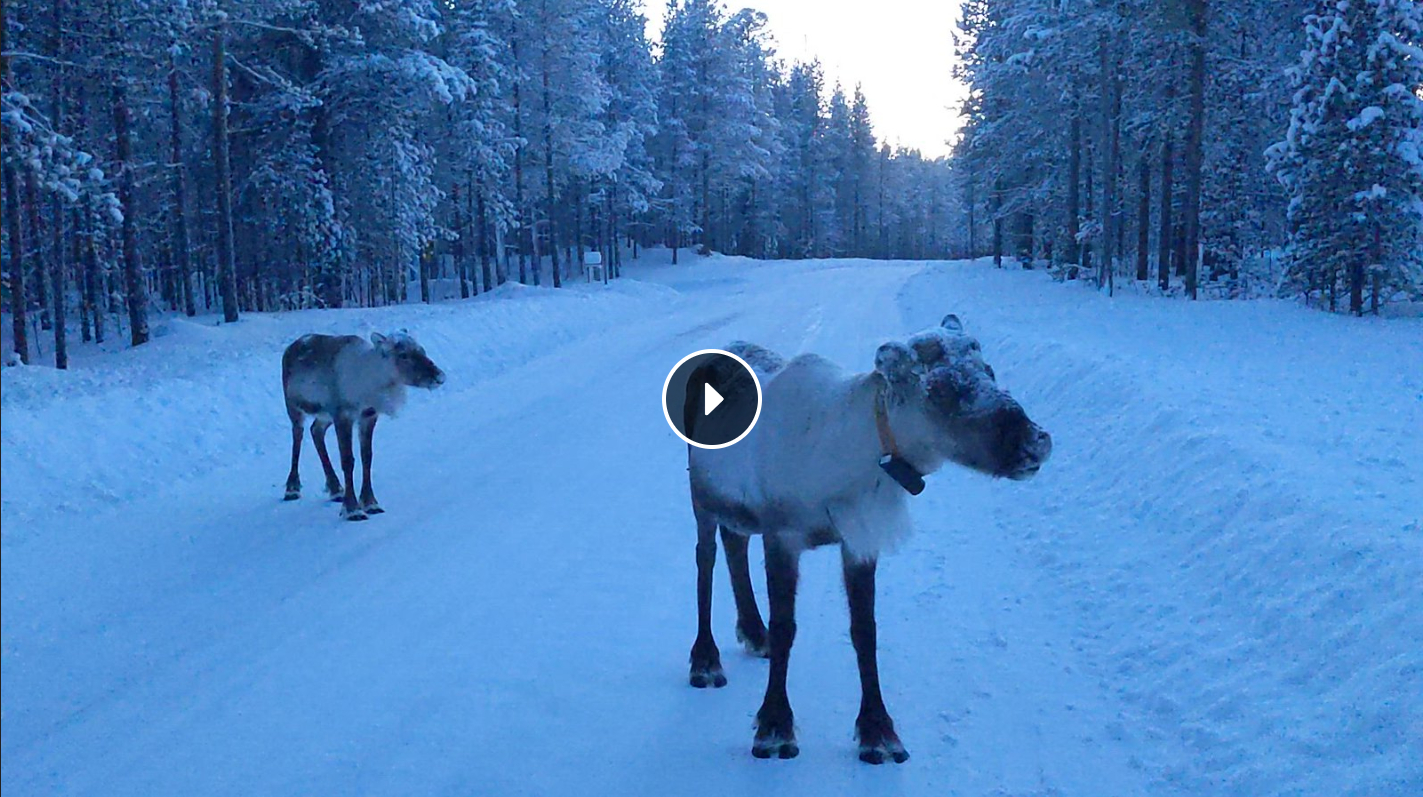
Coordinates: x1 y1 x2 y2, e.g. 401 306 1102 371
822 85 854 256
848 86 876 257
704 7 777 256
445 0 517 294
655 0 724 257
316 0 470 304
1355 0 1423 308
594 0 660 271
1270 0 1423 312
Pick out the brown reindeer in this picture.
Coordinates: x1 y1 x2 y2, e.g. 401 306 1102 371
282 330 445 520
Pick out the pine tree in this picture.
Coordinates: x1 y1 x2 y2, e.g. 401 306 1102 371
1270 0 1423 312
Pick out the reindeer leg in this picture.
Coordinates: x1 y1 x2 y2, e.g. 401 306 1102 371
753 536 800 759
311 419 342 500
284 405 303 500
689 504 725 688
842 547 908 764
358 411 382 514
335 415 366 521
721 529 768 657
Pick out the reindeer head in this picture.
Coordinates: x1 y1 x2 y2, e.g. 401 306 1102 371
874 315 1050 481
372 330 446 389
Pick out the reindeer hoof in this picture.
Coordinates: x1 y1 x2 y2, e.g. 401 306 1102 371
736 622 770 658
363 502 385 515
284 490 301 501
689 638 725 688
858 741 909 765
856 715 908 764
689 664 727 689
751 735 799 759
341 507 368 522
754 707 796 758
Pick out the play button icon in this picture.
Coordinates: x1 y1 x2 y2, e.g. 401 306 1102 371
663 349 763 449
703 383 725 415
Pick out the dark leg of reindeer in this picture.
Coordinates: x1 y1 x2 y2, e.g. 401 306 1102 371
335 415 366 521
311 419 342 500
753 537 800 759
284 406 303 500
688 505 726 688
842 547 908 764
721 529 768 657
358 411 383 514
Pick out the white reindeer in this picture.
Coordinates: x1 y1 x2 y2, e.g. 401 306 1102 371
683 315 1052 764
282 330 445 520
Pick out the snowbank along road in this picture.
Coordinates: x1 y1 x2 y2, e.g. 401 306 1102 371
3 255 1420 796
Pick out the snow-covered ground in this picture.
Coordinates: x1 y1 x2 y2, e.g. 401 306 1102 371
3 254 1420 796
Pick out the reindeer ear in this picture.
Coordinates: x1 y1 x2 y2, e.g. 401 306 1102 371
941 314 964 333
370 332 388 348
874 341 918 384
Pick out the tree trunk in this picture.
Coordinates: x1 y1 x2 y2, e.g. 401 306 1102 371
75 208 89 343
0 0 21 363
611 199 621 277
419 250 430 303
1158 134 1174 291
1174 217 1187 279
168 51 196 316
1181 0 1207 301
701 151 711 253
539 6 559 289
4 145 30 363
478 188 494 289
1136 151 1151 281
110 0 149 346
1083 145 1095 276
669 106 680 265
881 151 891 258
511 26 529 285
965 161 976 258
85 198 105 343
1352 225 1373 316
604 190 614 283
453 182 468 298
466 172 478 296
28 176 51 332
574 179 585 278
212 6 239 322
1017 207 1035 267
991 176 1003 268
48 185 69 369
1098 30 1118 294
1066 105 1081 267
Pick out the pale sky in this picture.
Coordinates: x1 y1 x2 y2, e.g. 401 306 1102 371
643 0 966 158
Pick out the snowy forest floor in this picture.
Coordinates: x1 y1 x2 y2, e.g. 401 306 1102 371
3 254 1420 797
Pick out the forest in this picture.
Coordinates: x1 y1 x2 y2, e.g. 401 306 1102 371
1 0 956 367
955 0 1423 310
3 0 1422 369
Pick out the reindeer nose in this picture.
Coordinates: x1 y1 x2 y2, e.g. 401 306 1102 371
1029 428 1052 463
434 370 447 386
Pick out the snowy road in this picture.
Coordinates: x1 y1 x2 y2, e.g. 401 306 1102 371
4 257 1420 796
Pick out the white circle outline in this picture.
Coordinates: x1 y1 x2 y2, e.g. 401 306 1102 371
661 349 763 450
